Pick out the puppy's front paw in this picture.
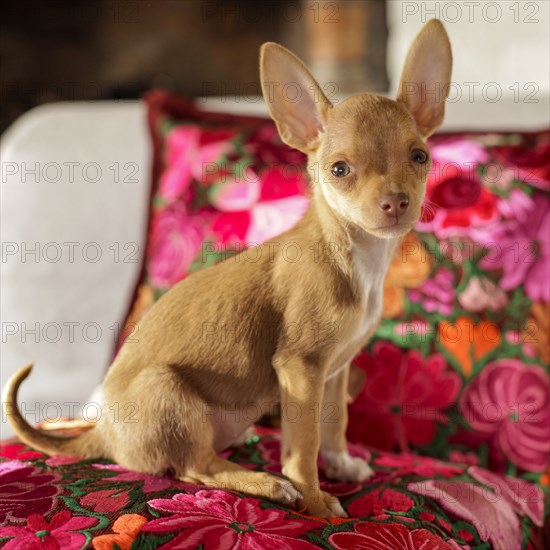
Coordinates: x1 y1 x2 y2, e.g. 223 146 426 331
321 450 374 483
299 489 347 518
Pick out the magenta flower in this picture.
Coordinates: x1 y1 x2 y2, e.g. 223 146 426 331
468 466 544 527
473 193 549 301
159 126 234 203
496 188 534 224
329 521 454 550
0 462 61 526
92 463 183 493
409 479 522 549
143 490 321 549
0 510 96 549
148 204 208 289
373 453 464 479
408 267 455 315
460 359 550 471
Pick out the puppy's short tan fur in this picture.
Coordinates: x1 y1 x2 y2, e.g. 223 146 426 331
4 20 452 517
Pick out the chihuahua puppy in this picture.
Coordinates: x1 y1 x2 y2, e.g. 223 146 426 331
4 20 452 517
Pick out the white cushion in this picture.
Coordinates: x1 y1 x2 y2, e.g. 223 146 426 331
1 101 151 437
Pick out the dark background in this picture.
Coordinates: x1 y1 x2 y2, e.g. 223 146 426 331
1 0 388 134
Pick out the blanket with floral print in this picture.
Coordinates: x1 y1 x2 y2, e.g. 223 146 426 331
0 430 548 549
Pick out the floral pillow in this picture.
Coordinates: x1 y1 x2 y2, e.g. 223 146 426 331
122 91 549 486
118 91 309 338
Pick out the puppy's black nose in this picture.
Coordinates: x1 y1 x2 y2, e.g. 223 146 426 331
378 193 409 217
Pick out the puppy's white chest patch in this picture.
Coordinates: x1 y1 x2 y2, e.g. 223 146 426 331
352 244 387 335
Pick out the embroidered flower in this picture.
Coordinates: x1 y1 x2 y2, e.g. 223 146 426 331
0 510 96 549
144 490 321 549
457 275 508 313
0 462 61 526
408 479 521 549
80 489 130 514
348 341 460 451
148 204 208 289
92 464 181 493
0 444 44 461
329 521 454 550
460 359 550 471
374 453 464 479
92 514 148 550
473 193 550 302
347 487 414 519
408 267 455 316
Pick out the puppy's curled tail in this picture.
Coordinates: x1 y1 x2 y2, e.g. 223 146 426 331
2 364 104 458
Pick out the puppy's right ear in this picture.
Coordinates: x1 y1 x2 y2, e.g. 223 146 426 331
260 43 332 153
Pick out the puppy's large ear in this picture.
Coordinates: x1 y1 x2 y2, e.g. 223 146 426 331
260 42 332 153
397 19 452 137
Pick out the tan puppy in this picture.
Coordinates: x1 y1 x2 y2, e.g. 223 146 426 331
3 20 452 518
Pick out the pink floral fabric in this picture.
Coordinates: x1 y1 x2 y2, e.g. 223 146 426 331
0 434 547 549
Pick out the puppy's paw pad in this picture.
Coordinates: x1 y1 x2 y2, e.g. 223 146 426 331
322 450 374 483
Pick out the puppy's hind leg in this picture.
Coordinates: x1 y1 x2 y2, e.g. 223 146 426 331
177 405 301 506
179 452 302 506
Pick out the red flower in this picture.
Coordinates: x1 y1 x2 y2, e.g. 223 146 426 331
417 150 498 237
0 444 44 461
373 453 464 479
92 464 185 493
259 165 308 202
0 462 61 526
246 123 307 167
144 489 321 549
80 489 130 513
347 487 414 519
0 510 96 549
329 521 454 550
492 140 550 191
348 341 461 452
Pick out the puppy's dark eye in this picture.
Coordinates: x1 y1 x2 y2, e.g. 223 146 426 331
331 161 350 177
411 149 428 164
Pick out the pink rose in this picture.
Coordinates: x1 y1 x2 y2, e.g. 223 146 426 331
246 195 309 245
148 205 207 289
460 359 550 471
209 171 261 212
458 276 508 313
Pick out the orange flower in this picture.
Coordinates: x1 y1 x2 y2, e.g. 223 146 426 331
438 317 501 376
383 233 431 318
92 514 148 550
523 301 549 364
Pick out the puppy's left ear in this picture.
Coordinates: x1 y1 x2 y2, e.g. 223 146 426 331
397 19 453 137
